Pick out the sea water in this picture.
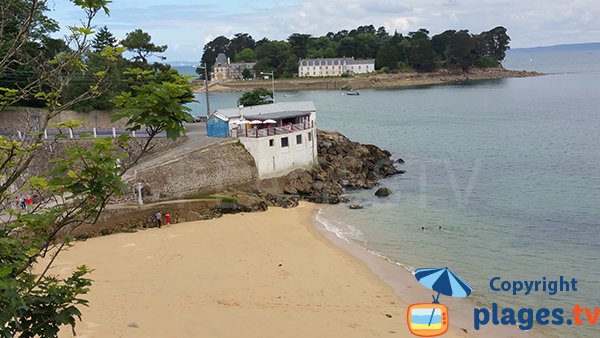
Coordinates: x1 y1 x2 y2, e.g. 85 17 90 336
187 46 600 337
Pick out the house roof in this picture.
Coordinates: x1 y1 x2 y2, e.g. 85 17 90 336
214 101 316 119
298 57 375 66
245 111 309 120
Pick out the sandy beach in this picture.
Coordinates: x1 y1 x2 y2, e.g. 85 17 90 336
51 203 534 338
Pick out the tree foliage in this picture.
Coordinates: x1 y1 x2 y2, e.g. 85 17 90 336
201 25 511 77
237 87 273 107
0 1 192 337
112 68 195 140
120 29 167 64
91 25 117 53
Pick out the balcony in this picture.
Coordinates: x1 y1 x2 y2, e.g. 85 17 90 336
233 121 314 138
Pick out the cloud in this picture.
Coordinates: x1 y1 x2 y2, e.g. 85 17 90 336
49 0 600 61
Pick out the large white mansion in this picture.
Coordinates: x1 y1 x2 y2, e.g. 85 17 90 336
298 57 375 77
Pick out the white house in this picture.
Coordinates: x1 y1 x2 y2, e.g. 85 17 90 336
209 101 318 179
298 57 375 77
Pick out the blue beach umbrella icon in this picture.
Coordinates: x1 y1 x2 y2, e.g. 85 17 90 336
414 267 473 326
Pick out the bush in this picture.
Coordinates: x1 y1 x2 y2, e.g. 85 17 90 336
379 66 390 74
474 56 499 68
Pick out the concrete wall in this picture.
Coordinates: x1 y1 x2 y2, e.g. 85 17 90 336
240 127 317 179
124 140 258 202
0 109 127 132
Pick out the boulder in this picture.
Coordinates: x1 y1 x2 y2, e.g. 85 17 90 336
349 204 364 210
375 187 392 197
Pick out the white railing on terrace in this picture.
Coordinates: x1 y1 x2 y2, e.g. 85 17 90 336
233 121 314 138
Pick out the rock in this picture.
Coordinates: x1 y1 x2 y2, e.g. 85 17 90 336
349 204 363 210
375 187 392 197
340 155 362 171
256 130 404 205
395 158 405 164
235 194 268 212
128 323 139 328
338 196 350 203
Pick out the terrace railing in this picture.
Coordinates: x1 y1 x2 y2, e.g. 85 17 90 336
234 121 314 138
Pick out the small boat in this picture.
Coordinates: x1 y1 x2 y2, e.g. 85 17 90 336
346 89 360 96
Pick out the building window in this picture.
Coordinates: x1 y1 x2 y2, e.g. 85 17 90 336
308 131 312 141
296 134 303 144
269 139 274 147
281 137 289 148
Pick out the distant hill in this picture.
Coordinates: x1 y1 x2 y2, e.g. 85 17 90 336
511 42 600 52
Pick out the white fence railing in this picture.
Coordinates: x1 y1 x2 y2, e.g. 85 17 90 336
0 128 166 140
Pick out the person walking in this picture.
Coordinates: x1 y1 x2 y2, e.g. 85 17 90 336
154 211 162 228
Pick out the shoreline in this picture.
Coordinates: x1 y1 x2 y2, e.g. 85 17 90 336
50 202 543 337
193 68 544 93
48 203 467 337
312 206 543 338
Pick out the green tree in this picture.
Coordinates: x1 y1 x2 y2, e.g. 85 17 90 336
241 68 252 80
200 35 230 79
254 40 295 77
431 29 456 66
237 87 273 106
288 33 311 59
445 30 477 71
306 36 337 58
0 0 63 107
235 48 257 62
376 32 404 70
407 29 436 72
229 33 255 57
112 68 195 140
91 25 117 53
480 26 511 62
121 29 167 64
0 2 192 337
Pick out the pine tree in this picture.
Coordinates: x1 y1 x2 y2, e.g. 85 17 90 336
92 26 117 52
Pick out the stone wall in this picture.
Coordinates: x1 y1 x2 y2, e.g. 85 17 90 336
123 140 258 202
71 199 225 238
0 109 127 132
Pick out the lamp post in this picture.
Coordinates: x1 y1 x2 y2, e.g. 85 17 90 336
197 63 211 116
260 71 275 103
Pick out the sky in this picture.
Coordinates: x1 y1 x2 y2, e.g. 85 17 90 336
49 0 600 63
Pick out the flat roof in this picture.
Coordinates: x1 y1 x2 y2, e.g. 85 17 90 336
245 111 309 120
214 101 316 119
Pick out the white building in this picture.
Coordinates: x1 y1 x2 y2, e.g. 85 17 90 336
211 101 318 179
298 57 375 77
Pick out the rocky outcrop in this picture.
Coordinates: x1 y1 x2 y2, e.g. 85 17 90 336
276 130 404 204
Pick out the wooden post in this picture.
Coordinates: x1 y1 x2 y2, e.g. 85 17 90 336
112 127 116 138
93 127 97 138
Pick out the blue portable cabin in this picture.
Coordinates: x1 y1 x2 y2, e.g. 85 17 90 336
206 113 230 138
